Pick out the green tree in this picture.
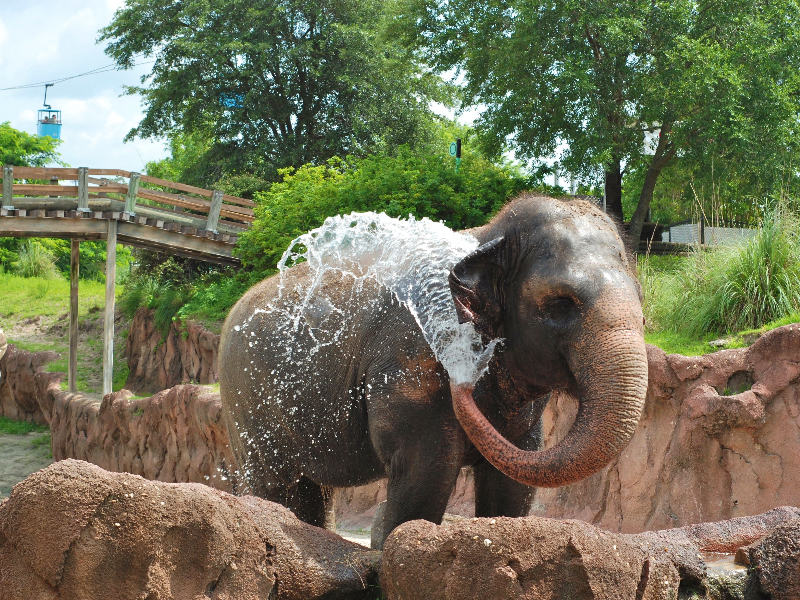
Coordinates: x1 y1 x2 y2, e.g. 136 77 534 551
100 0 447 183
236 144 529 275
0 121 63 167
392 0 800 244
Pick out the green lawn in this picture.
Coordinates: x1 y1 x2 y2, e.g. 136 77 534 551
0 271 129 395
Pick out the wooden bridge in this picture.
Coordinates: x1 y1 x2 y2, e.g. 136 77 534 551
0 166 256 397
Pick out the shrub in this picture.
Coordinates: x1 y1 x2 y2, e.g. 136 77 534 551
643 205 800 336
235 147 529 276
13 240 61 279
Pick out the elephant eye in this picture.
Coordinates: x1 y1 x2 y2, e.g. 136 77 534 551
542 296 578 316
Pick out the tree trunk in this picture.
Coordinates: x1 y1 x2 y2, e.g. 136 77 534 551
629 126 676 249
604 158 623 224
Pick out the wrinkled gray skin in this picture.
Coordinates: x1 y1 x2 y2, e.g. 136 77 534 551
219 194 648 550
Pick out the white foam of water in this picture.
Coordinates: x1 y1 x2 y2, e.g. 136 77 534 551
277 212 498 384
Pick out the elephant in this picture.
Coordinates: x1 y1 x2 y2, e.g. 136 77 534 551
219 194 648 550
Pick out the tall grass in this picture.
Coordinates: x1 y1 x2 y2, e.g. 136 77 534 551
642 205 800 336
14 240 61 279
119 276 193 336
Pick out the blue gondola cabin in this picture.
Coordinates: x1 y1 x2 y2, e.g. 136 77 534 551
37 109 62 139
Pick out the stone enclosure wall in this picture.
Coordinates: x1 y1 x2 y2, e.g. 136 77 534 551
2 316 800 535
124 307 220 394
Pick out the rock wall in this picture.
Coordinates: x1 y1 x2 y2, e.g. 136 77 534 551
124 307 220 394
535 322 800 533
49 386 239 494
0 345 60 425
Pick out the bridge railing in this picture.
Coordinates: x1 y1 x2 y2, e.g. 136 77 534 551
1 166 255 234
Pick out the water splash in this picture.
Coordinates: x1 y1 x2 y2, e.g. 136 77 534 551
277 212 498 385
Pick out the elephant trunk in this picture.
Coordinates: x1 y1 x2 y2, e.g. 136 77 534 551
452 328 648 488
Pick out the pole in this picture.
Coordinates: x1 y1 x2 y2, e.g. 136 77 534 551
103 220 118 396
69 240 79 394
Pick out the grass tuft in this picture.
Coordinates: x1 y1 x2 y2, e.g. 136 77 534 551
641 205 800 338
0 416 49 435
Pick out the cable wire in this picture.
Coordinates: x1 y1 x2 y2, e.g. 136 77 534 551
0 57 155 92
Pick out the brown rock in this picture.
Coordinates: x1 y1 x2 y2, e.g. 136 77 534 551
745 519 800 599
0 344 60 425
0 460 378 600
381 508 800 600
381 517 681 600
50 385 240 493
125 308 220 394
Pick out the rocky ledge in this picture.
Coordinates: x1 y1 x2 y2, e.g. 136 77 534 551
2 460 799 599
124 307 220 394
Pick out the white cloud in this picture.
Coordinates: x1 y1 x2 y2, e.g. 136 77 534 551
0 0 168 169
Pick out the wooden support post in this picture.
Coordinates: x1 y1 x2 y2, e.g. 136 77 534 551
206 190 224 233
2 165 13 209
69 240 80 394
103 220 118 396
125 172 140 215
77 167 90 212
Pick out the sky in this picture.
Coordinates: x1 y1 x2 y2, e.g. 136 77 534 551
0 0 169 170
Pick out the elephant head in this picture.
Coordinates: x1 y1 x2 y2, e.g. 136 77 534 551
449 195 648 488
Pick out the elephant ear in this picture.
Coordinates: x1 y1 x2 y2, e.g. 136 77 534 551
449 237 506 339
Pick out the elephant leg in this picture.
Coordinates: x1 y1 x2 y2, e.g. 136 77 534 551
474 419 542 517
371 433 463 550
250 475 334 529
284 476 334 528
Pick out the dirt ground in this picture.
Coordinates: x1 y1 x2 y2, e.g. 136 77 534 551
0 432 53 499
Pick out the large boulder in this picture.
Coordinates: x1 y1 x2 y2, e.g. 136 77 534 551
381 507 800 600
0 460 379 600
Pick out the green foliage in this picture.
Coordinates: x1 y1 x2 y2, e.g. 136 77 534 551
176 276 251 331
0 238 130 281
236 146 528 275
100 0 447 183
392 0 800 239
13 240 61 279
0 121 64 167
0 417 49 435
642 205 800 337
119 275 192 336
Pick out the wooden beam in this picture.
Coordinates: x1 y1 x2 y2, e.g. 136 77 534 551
10 167 81 179
2 166 13 209
136 187 255 221
88 168 131 178
0 216 240 265
103 220 117 396
206 190 223 232
69 240 79 394
77 168 90 212
125 172 140 215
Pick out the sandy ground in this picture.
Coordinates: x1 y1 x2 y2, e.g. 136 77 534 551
0 432 53 499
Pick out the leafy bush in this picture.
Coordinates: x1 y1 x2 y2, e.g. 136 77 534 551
119 275 193 336
0 237 130 281
14 240 61 279
236 147 529 276
642 205 800 336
